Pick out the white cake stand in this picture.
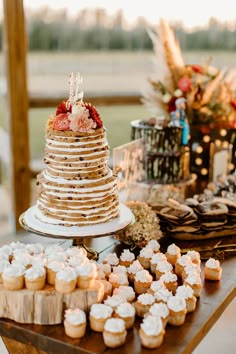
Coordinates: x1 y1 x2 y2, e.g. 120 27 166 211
19 203 135 260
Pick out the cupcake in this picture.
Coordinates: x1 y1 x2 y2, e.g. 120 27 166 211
46 251 67 263
65 246 87 259
146 240 160 254
176 285 197 313
112 265 127 275
113 285 136 303
2 264 25 290
186 250 201 266
127 260 143 283
89 304 113 332
103 318 127 348
104 294 126 310
0 260 10 283
46 260 65 286
66 253 89 268
150 253 167 274
147 280 166 295
108 272 129 290
134 293 155 317
25 243 44 255
119 249 135 267
154 288 172 304
155 260 173 280
12 250 32 269
184 274 202 298
165 243 181 266
137 247 153 270
167 296 187 326
175 255 192 278
96 269 106 280
114 302 135 329
160 272 178 294
97 263 112 279
181 263 201 281
134 269 153 294
55 267 77 294
204 258 222 281
24 265 46 291
64 308 86 338
139 315 165 349
102 253 119 267
76 261 97 289
147 302 169 328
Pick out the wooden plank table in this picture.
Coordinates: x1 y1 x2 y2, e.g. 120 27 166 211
0 234 235 354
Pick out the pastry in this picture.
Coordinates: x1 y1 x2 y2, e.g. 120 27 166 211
55 266 77 294
97 263 112 279
108 272 129 289
119 249 135 267
160 272 178 294
103 294 126 310
139 315 165 348
167 296 187 326
102 253 119 267
181 263 201 281
186 250 201 266
46 260 65 285
113 285 136 303
184 274 202 298
127 260 143 283
150 253 167 274
112 265 127 275
165 243 181 266
24 265 46 291
204 258 222 281
103 318 127 348
114 302 136 329
0 260 10 284
176 285 197 313
2 264 25 290
147 280 166 295
175 254 192 278
147 302 169 328
134 293 155 317
89 303 113 332
137 247 153 269
153 288 172 304
76 261 97 289
64 308 86 338
155 260 173 280
134 269 153 294
146 239 160 254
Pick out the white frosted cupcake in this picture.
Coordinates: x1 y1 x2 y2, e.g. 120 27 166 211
147 302 169 328
146 240 160 254
25 243 44 255
176 285 197 313
12 250 32 269
186 250 201 266
119 249 135 267
67 253 89 268
55 267 77 294
165 243 181 266
64 308 86 338
167 296 187 326
134 293 155 317
184 274 202 297
0 260 10 283
154 288 172 304
104 294 126 310
109 272 129 289
76 261 97 289
147 280 166 295
112 265 127 275
97 263 112 279
103 318 127 348
113 285 136 303
204 258 222 281
46 260 65 285
181 263 201 280
89 304 113 332
24 265 46 291
175 255 192 278
127 260 143 283
139 315 165 349
114 302 135 329
150 253 167 274
160 272 178 294
102 253 119 267
65 246 87 258
2 264 25 290
155 261 173 280
137 247 153 269
134 269 153 294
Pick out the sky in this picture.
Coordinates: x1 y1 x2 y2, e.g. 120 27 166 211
23 0 236 29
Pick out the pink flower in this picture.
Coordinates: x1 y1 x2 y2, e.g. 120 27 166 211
53 113 70 131
178 77 192 93
69 108 97 133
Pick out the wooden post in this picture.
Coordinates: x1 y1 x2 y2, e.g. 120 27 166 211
3 0 30 231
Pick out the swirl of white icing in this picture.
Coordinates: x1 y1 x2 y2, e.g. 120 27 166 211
115 302 135 318
156 261 173 273
166 243 181 255
46 260 65 272
127 260 143 275
151 253 167 265
25 243 44 255
139 247 153 258
65 308 86 325
9 241 26 251
104 318 125 333
25 266 46 280
65 247 87 258
150 280 166 292
137 293 155 305
67 254 89 267
154 288 172 303
186 250 201 262
135 269 152 283
205 258 220 269
2 264 25 277
98 263 111 274
109 272 128 285
0 245 12 257
11 254 32 267
112 265 127 274
160 272 177 283
103 253 119 266
56 266 77 281
120 249 135 262
47 252 67 263
185 274 202 285
0 260 10 272
90 303 113 319
113 286 135 300
147 240 160 251
167 296 186 312
176 255 192 266
76 261 97 277
176 285 194 299
141 316 163 336
149 303 169 319
183 263 201 276
104 294 126 308
44 244 64 256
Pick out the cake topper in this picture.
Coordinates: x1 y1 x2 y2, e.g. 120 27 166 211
67 72 84 109
170 97 190 145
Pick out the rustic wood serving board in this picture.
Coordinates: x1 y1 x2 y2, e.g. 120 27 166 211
0 280 106 325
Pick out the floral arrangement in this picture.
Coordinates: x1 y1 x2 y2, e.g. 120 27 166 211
116 201 163 249
142 19 236 127
48 72 103 133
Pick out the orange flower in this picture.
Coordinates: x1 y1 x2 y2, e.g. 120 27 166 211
53 113 70 131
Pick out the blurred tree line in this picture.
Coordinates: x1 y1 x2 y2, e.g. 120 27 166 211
0 7 236 51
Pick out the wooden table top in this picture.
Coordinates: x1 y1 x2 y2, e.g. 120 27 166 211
0 234 235 354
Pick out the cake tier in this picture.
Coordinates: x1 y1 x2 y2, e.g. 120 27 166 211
36 128 119 226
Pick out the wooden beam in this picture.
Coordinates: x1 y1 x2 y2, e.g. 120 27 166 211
3 0 30 231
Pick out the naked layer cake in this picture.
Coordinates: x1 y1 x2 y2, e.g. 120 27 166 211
36 74 119 227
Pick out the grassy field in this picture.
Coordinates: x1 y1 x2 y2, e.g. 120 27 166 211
1 50 236 159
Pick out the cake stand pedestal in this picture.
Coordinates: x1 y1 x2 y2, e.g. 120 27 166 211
19 204 135 260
